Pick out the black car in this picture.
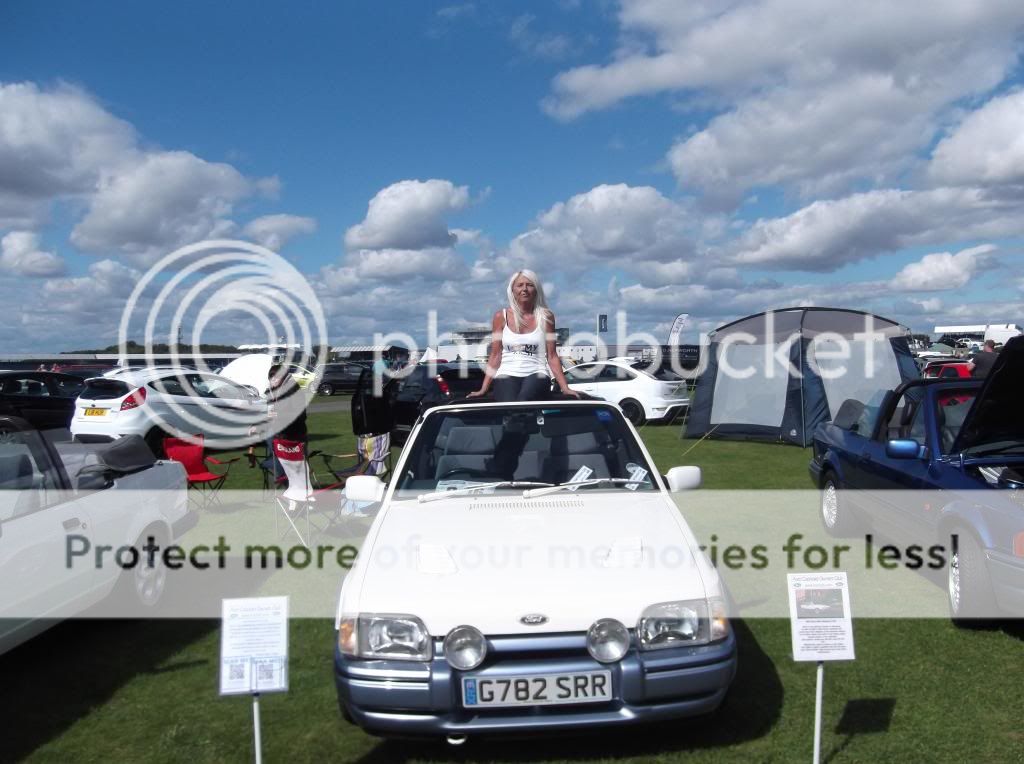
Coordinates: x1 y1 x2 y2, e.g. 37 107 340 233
0 371 86 435
314 362 373 396
352 363 486 444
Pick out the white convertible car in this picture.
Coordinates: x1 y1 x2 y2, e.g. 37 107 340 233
0 416 191 654
334 397 736 742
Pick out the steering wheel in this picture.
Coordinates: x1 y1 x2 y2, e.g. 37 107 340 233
437 467 492 480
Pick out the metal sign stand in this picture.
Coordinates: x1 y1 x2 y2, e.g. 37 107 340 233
812 661 824 764
252 688 263 764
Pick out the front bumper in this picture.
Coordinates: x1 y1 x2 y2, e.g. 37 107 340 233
335 630 737 737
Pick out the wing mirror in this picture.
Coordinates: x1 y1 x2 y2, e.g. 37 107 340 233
665 466 702 491
345 475 386 503
885 439 928 460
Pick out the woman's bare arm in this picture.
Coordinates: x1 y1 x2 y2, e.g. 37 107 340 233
467 309 504 397
546 314 579 397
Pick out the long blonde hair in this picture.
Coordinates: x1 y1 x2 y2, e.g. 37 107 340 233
506 270 552 332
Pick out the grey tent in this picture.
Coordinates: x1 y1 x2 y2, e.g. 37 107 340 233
685 308 919 446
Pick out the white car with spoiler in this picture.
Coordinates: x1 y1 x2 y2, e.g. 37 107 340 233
333 397 735 743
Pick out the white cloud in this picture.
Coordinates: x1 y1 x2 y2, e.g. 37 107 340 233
70 151 264 263
544 1 1023 202
509 14 574 61
892 296 944 315
242 214 317 251
344 179 470 251
730 187 1024 271
41 258 141 315
667 75 936 203
348 248 466 280
0 231 65 277
510 183 691 269
928 89 1024 187
0 81 138 226
545 0 1022 119
889 245 996 291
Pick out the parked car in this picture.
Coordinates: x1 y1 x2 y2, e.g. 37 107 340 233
0 371 86 435
563 359 689 425
808 336 1024 623
922 360 971 379
50 364 117 379
70 368 268 455
334 397 735 740
0 415 191 654
352 363 487 445
286 364 316 389
314 362 372 396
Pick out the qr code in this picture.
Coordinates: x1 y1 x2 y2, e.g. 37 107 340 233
229 663 244 681
258 663 275 682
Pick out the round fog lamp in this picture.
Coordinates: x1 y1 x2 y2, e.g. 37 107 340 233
586 618 630 663
444 625 487 670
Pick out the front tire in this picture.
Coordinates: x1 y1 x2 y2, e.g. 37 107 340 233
620 399 646 426
820 472 857 537
116 528 169 611
319 382 334 396
948 530 996 626
144 428 169 459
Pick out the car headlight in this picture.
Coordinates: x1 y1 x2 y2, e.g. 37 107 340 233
338 613 432 661
586 618 630 663
443 625 487 670
638 598 730 649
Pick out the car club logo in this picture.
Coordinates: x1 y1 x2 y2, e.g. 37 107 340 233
519 613 548 626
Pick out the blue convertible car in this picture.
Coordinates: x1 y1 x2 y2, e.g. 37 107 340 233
809 337 1024 623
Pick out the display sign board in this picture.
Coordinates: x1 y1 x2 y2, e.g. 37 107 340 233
787 572 855 661
220 596 290 695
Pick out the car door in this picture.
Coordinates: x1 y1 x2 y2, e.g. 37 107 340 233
0 428 95 635
352 368 395 437
564 364 598 396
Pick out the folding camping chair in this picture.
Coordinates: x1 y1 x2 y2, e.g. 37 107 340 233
316 433 391 518
273 438 346 548
163 435 239 509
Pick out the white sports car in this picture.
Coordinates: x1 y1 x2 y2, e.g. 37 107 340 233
333 397 735 742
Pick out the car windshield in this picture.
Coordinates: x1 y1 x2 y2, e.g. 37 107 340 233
395 403 657 495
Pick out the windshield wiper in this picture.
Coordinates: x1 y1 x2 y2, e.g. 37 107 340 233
523 478 648 498
418 481 553 503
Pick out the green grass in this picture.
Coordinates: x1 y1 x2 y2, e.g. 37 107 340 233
4 407 1023 763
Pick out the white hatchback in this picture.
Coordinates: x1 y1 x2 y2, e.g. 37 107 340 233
564 359 689 425
70 368 268 454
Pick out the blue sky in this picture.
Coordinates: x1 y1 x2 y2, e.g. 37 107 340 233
2 1 1024 352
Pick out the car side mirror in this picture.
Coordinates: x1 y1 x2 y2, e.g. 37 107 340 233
885 439 927 460
665 466 702 491
345 475 386 503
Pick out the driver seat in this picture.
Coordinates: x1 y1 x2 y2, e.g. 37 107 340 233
434 426 498 479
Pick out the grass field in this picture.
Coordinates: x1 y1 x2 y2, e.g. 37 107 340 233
3 401 1022 763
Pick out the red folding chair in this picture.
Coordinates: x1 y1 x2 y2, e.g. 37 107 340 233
163 435 238 508
273 438 345 548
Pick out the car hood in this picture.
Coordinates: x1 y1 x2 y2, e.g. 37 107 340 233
345 491 714 636
952 336 1024 454
219 354 273 395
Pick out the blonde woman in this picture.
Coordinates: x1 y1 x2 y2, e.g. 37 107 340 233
468 270 579 401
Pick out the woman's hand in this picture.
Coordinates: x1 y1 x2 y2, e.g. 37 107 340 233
559 387 581 398
466 388 486 398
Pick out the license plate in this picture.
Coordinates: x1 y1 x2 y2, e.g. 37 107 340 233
84 408 107 417
462 670 612 708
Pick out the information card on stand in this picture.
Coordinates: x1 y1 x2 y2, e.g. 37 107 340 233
787 573 855 662
220 596 290 695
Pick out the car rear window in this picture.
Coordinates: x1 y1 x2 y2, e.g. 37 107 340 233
81 379 130 400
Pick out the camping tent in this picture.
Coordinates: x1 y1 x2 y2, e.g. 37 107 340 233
685 308 919 446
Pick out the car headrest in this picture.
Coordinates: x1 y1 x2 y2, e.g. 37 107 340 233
0 453 32 489
445 426 498 454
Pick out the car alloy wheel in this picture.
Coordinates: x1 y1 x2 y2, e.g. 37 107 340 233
319 383 334 396
948 530 995 627
820 473 856 537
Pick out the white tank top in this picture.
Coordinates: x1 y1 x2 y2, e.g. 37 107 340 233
497 309 550 378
